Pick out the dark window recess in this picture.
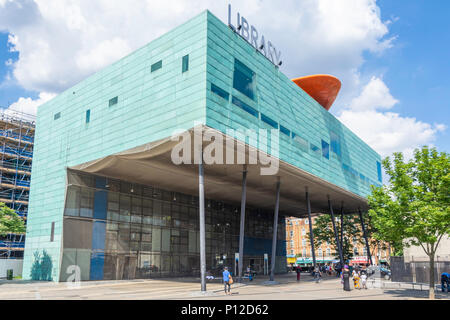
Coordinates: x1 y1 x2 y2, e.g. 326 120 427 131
86 109 90 123
109 96 118 107
376 161 382 182
233 58 255 100
211 83 229 101
261 114 278 129
182 55 189 73
54 112 61 120
151 60 162 72
50 222 55 242
310 143 320 154
280 125 291 137
321 140 330 159
232 96 258 118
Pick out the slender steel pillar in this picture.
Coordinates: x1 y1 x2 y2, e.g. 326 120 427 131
328 197 344 267
198 154 206 292
269 179 281 281
340 204 344 251
305 187 316 269
358 208 373 265
238 165 247 281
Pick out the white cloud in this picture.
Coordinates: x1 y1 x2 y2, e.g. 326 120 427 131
338 77 446 158
348 76 399 111
0 0 394 100
6 92 55 116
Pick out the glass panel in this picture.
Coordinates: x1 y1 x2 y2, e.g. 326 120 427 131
85 109 90 123
65 186 80 216
376 161 382 182
321 140 330 159
109 96 118 107
232 96 258 118
161 228 170 252
151 60 162 72
80 188 94 218
233 58 255 100
261 113 278 129
211 83 229 100
330 131 341 156
280 125 290 137
182 54 189 73
152 227 161 252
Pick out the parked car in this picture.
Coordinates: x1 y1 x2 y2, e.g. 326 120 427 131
368 265 391 279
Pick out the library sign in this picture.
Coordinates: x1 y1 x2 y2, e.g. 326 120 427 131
227 4 282 66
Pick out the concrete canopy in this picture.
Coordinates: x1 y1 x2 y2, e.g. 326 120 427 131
70 126 369 217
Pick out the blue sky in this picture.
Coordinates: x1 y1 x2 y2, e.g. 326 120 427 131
370 0 450 153
0 0 448 157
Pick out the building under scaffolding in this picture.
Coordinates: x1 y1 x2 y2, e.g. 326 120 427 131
0 110 35 259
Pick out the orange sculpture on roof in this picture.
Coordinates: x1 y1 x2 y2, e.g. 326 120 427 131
292 75 341 111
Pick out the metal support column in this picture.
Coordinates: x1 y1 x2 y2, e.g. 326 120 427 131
305 187 316 269
198 153 206 292
340 203 344 251
358 208 373 266
328 197 344 267
269 179 281 281
238 165 247 281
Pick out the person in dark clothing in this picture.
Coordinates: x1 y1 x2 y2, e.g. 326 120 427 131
296 266 301 281
441 272 449 293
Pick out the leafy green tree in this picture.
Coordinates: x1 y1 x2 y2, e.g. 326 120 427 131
368 146 450 300
0 202 25 235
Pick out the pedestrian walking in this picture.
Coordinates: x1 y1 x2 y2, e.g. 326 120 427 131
296 266 301 281
314 265 321 283
441 272 449 293
360 272 368 289
223 266 232 295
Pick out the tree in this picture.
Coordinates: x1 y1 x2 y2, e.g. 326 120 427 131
0 202 25 235
308 213 376 263
368 146 450 300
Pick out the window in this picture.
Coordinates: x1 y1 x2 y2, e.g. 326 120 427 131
182 55 189 73
290 240 294 247
330 131 341 156
302 228 306 235
376 161 382 182
109 96 118 107
233 58 255 100
321 140 330 159
151 60 162 72
302 249 307 257
232 96 258 118
50 222 55 242
326 248 331 256
211 83 229 101
302 239 306 246
318 248 322 256
310 143 321 157
261 113 278 129
86 109 90 123
280 125 291 137
54 112 61 120
290 230 294 237
292 133 309 152
353 247 359 256
305 219 309 225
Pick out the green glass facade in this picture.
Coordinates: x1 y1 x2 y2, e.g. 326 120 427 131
23 10 381 281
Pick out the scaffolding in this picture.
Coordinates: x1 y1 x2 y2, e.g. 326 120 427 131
0 109 35 259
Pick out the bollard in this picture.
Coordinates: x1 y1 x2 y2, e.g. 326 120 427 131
6 269 13 280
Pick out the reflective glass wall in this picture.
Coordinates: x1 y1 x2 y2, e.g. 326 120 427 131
61 170 286 281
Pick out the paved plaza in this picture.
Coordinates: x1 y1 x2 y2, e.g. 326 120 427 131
0 272 448 300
